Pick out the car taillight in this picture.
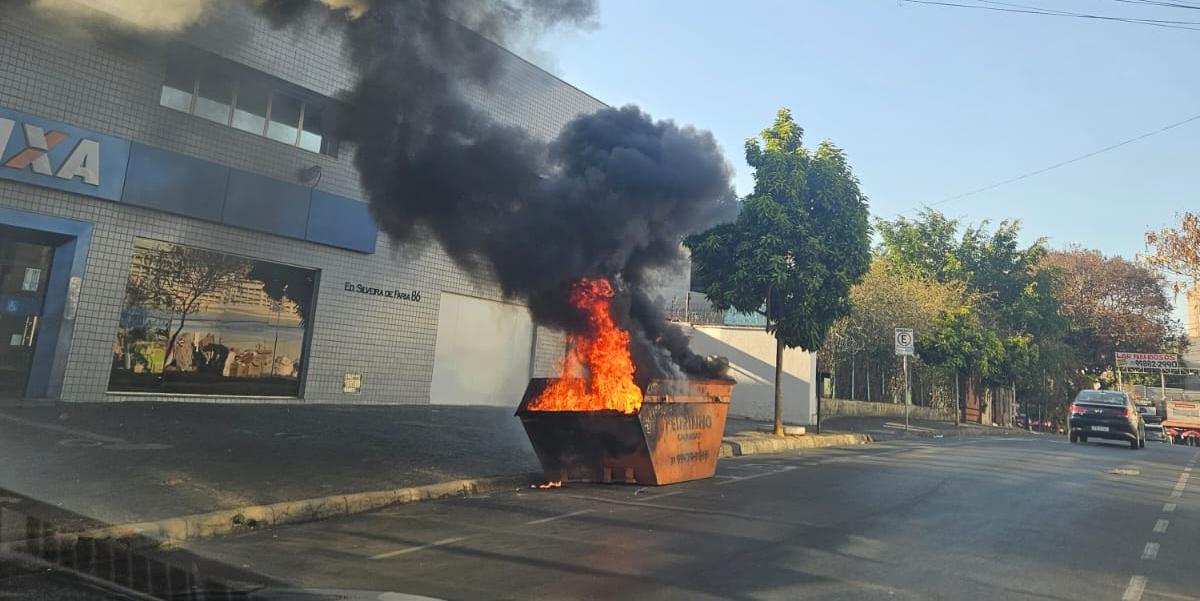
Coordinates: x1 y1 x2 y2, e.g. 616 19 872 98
1126 406 1136 417
1070 403 1086 415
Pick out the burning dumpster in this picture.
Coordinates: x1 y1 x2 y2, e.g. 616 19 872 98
516 378 732 485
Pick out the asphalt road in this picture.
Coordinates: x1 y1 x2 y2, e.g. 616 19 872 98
172 436 1200 601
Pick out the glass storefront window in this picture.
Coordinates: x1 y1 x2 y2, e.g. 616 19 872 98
109 238 317 397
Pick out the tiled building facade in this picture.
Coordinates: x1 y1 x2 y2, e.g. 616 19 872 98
0 4 605 404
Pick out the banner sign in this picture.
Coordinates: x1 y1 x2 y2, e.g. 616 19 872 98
1115 352 1179 370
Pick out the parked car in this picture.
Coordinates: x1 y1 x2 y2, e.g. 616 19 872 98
1145 423 1171 444
1069 390 1145 449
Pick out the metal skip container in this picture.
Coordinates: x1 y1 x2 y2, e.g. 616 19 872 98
515 378 733 485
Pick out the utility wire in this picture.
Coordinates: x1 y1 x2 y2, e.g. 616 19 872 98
900 0 1200 30
1110 0 1200 10
892 113 1200 218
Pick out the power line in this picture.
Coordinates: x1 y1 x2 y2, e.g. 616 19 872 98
1110 0 1200 10
892 112 1200 218
900 0 1200 30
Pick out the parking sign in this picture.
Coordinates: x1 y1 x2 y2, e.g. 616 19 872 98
895 328 914 356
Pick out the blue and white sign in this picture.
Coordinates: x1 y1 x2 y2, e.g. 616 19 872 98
0 106 130 202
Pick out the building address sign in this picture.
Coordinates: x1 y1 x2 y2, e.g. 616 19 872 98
343 281 421 302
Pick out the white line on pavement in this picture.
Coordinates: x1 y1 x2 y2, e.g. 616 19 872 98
1171 490 1182 498
369 536 471 560
1141 543 1159 560
635 490 685 502
525 509 594 525
714 466 797 486
1123 576 1147 601
1186 467 1193 473
1153 519 1169 534
0 412 126 444
1163 503 1176 513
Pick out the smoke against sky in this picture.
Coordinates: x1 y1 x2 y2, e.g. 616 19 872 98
312 0 734 382
22 0 735 382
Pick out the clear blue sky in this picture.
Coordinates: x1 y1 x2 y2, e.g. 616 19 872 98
538 0 1200 270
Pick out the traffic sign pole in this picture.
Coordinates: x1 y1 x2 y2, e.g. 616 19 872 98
903 354 910 432
894 328 914 432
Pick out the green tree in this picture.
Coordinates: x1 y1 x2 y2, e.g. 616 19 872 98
880 210 1066 425
687 109 871 435
877 209 963 283
823 258 967 402
918 306 1005 421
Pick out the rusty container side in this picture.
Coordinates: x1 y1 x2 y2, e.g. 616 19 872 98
516 378 655 484
517 378 734 486
637 379 732 484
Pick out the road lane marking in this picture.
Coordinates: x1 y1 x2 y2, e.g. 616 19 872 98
369 536 471 560
1186 467 1193 472
715 465 797 486
635 490 685 502
1153 519 1169 533
1141 543 1159 560
0 412 126 444
525 509 594 525
1123 576 1147 601
1163 503 1176 513
1171 490 1182 498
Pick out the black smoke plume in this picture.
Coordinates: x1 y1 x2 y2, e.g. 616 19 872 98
263 0 735 382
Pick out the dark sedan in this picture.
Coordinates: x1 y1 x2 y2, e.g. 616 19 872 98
1069 390 1145 449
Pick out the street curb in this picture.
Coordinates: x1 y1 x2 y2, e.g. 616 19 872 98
719 432 873 457
65 474 539 547
48 435 870 547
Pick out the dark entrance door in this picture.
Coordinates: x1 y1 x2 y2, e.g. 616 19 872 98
0 233 54 399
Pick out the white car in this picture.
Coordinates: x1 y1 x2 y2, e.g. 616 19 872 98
1146 423 1172 444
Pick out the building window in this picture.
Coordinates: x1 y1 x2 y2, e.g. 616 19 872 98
159 67 195 113
232 83 269 135
194 73 235 125
266 93 302 145
109 238 318 397
159 59 337 157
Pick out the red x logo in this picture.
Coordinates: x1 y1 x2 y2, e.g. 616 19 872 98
2 123 69 172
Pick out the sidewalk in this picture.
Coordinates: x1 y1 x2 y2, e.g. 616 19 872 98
0 402 872 543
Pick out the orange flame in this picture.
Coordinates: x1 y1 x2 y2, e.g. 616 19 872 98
527 278 644 414
533 480 563 489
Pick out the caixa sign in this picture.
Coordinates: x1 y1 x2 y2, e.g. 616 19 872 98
0 106 129 202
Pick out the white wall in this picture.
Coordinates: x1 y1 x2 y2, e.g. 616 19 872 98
687 325 817 425
430 293 534 407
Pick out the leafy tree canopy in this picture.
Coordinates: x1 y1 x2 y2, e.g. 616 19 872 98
687 108 871 350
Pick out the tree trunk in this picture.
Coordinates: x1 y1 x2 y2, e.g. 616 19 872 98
1012 382 1018 429
955 371 961 426
851 357 856 401
163 314 188 369
866 362 871 402
773 335 785 436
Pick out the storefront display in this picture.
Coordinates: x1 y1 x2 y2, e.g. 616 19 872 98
108 238 316 397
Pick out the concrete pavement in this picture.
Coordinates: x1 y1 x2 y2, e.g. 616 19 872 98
164 435 1199 601
0 402 876 542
